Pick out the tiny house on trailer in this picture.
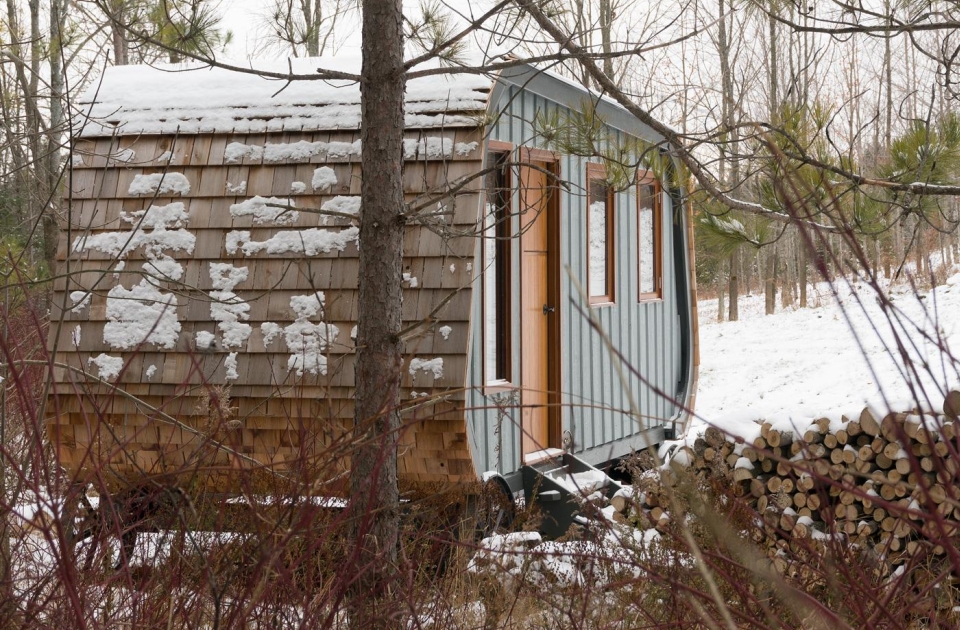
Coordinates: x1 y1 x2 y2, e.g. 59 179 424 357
48 58 698 502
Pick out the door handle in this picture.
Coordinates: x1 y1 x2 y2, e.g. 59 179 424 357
542 304 555 315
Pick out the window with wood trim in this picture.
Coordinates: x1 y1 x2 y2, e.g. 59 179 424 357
483 151 512 383
638 171 662 300
587 163 615 304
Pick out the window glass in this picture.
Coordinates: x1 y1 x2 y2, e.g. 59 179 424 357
587 166 613 303
483 153 511 382
639 183 656 294
638 175 662 299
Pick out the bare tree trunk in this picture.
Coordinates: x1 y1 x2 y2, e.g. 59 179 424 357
718 0 741 319
916 219 926 277
45 0 65 270
302 0 320 56
764 246 777 315
782 238 795 308
349 0 404 624
883 237 892 278
768 0 777 118
717 270 726 322
871 236 880 279
599 0 614 79
884 0 893 150
109 0 130 64
799 243 808 308
728 253 739 321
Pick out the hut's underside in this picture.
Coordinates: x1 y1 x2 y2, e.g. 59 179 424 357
49 128 485 490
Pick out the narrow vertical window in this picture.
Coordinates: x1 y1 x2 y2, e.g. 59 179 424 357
638 171 662 300
587 163 615 304
484 151 512 383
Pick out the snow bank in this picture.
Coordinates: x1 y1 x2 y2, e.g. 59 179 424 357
693 271 960 435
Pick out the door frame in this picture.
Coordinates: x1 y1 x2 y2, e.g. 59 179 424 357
518 147 562 454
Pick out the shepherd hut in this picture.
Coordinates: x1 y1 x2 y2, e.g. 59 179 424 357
48 57 698 498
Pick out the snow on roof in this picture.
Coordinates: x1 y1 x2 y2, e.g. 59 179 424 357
77 56 492 137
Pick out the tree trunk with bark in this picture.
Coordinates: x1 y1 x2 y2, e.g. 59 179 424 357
799 243 808 307
109 0 130 64
764 247 777 315
728 253 739 321
45 0 65 270
303 0 320 56
599 0 614 79
717 271 726 322
349 0 405 624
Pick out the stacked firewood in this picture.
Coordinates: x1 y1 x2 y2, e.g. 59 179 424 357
611 390 960 576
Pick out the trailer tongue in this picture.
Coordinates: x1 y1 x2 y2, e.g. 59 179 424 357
521 452 623 540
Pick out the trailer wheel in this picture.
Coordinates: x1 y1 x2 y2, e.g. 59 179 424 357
474 474 515 539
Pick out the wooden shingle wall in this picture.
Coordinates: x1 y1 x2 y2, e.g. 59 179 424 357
49 129 484 491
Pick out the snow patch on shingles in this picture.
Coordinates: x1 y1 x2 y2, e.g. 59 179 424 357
74 202 194 352
128 172 190 196
409 357 443 380
73 202 195 260
282 291 339 376
290 181 306 194
88 354 124 381
224 142 262 163
228 226 358 256
225 140 361 164
195 330 215 349
439 325 452 340
70 290 91 313
312 166 337 192
210 263 247 291
225 353 239 381
402 273 419 288
143 257 184 285
455 142 478 156
70 153 84 166
208 263 252 349
320 196 360 223
226 181 247 195
103 280 181 349
225 231 248 255
403 137 454 159
71 326 81 347
156 150 172 163
145 365 157 380
230 196 298 225
264 140 360 162
449 263 456 273
260 322 282 346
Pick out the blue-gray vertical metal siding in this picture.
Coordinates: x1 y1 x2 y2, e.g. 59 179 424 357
465 79 688 478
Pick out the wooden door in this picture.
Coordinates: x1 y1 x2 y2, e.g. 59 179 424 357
520 159 557 458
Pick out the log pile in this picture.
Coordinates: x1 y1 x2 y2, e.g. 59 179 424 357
612 391 960 577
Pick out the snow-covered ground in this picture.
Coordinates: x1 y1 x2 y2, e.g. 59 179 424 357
692 266 960 437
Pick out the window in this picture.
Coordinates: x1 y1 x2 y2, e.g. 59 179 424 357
638 171 662 300
483 150 512 383
587 163 614 304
